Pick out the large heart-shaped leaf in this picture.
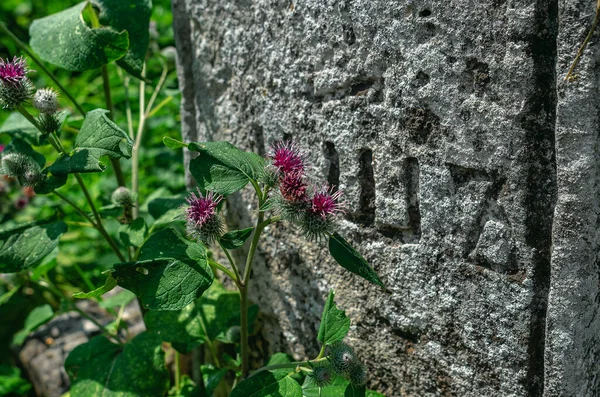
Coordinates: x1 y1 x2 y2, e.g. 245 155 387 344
49 109 132 174
317 290 350 346
94 0 152 78
230 370 302 397
188 141 265 196
65 332 169 397
29 1 129 71
302 376 384 397
111 228 213 310
328 233 384 288
0 220 67 273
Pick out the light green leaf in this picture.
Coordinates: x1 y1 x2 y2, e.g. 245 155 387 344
188 141 266 195
328 233 384 288
111 228 213 310
95 0 152 77
98 289 136 309
118 218 147 247
219 227 253 249
0 365 32 396
73 276 117 299
267 353 293 366
163 136 188 149
48 109 132 174
231 370 302 397
0 221 67 273
65 332 169 396
302 376 383 397
201 364 227 396
12 304 54 346
317 290 350 346
29 1 129 71
0 113 39 145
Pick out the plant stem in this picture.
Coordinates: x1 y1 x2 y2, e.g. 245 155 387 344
208 259 240 286
101 64 126 187
174 350 181 390
0 22 86 116
131 64 146 219
218 241 242 283
249 357 328 377
565 3 600 81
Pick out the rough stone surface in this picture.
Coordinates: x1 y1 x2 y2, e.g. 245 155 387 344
172 0 600 395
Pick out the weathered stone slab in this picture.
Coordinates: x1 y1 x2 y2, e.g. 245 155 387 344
172 0 599 395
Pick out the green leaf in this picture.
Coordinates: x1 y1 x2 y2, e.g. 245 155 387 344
145 300 206 353
201 364 227 396
12 304 54 346
328 233 384 288
73 276 117 299
118 218 148 247
317 290 350 346
188 141 266 195
302 376 383 397
231 370 302 397
219 227 253 249
95 0 152 78
98 289 136 309
111 228 213 310
34 173 68 195
148 195 186 219
163 136 188 149
0 112 39 145
267 353 293 366
29 1 129 71
48 109 132 174
0 365 32 396
0 221 67 272
65 332 169 397
30 248 59 281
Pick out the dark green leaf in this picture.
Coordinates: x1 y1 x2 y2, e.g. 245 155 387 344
201 364 227 396
317 290 350 346
163 136 188 149
145 300 207 353
219 227 253 249
231 370 302 397
112 228 213 310
73 276 117 299
188 141 265 195
65 332 169 396
12 304 54 346
95 0 152 77
48 109 132 174
34 173 68 195
0 221 67 272
119 218 148 247
170 375 206 397
328 233 384 288
29 1 129 71
0 113 39 145
148 195 186 219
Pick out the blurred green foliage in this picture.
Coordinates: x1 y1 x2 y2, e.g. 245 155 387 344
0 1 183 391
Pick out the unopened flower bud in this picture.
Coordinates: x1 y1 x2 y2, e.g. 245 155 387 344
1 152 29 178
38 112 61 134
328 341 357 374
33 88 59 114
111 186 134 207
348 362 367 387
308 362 333 388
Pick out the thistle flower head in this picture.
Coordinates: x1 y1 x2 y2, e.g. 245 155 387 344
33 88 59 114
308 362 333 388
269 141 305 175
111 186 134 207
279 172 309 203
0 57 34 109
0 57 30 83
185 189 224 243
348 362 367 387
309 186 345 220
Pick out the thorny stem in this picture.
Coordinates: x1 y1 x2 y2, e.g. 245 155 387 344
565 2 600 81
0 22 86 116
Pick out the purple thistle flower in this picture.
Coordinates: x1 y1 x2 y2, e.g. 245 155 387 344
279 172 309 203
309 186 345 219
0 57 30 84
269 141 305 175
185 189 224 243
